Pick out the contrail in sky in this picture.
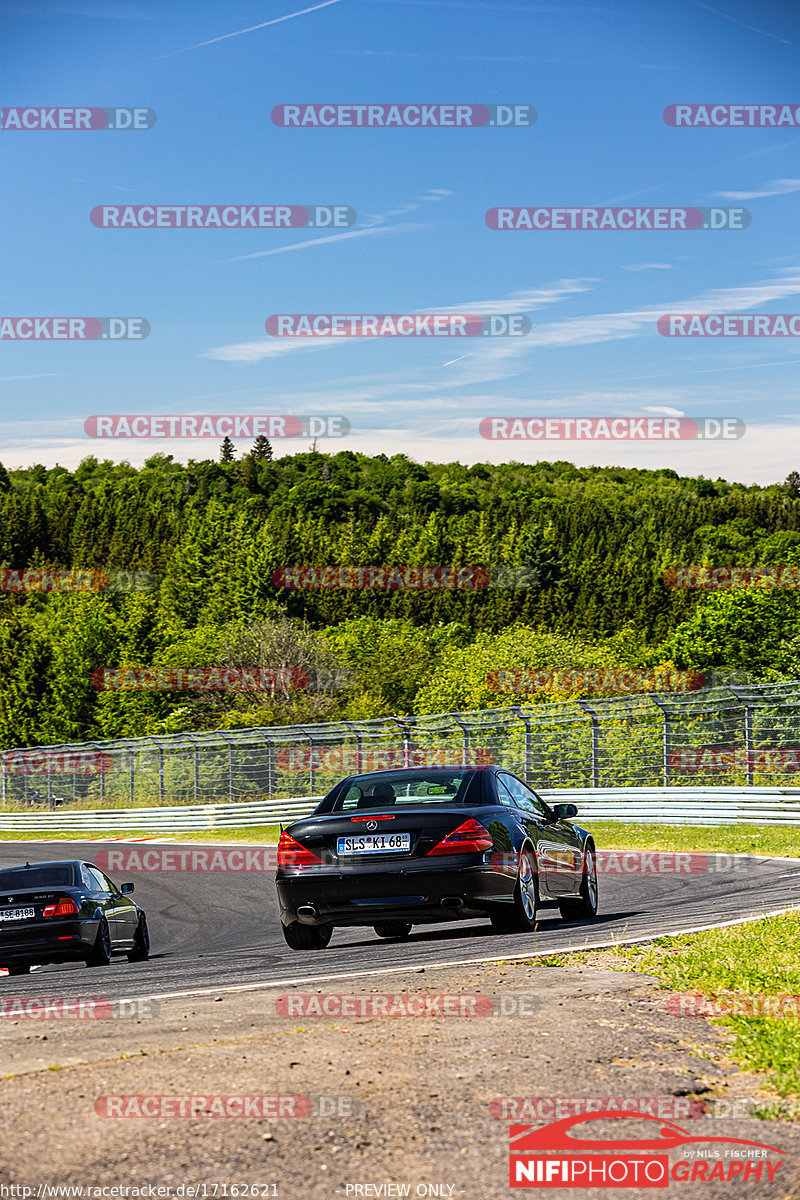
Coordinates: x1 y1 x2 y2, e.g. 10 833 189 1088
161 0 342 57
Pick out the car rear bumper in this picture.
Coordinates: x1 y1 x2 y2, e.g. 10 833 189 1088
0 919 97 964
276 862 510 927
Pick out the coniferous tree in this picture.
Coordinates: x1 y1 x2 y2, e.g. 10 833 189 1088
252 436 273 461
220 437 236 463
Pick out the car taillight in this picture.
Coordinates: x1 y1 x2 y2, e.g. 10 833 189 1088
427 819 494 856
42 897 80 918
277 831 322 869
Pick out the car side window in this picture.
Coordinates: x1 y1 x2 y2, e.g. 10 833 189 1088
86 866 112 893
496 774 521 808
80 865 95 890
101 872 120 894
501 774 547 817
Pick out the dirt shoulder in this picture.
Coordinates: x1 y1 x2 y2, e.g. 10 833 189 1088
0 959 797 1199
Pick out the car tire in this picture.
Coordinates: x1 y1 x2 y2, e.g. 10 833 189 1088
373 923 412 939
282 922 333 950
558 842 599 921
510 847 540 931
127 913 150 962
85 917 112 967
5 963 31 976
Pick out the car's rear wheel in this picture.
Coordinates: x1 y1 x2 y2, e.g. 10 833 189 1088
4 963 31 976
373 923 412 939
85 917 112 967
491 848 540 932
282 922 333 950
127 913 150 962
559 843 598 921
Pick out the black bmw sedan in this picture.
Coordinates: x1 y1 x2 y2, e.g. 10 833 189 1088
0 860 149 975
275 765 598 949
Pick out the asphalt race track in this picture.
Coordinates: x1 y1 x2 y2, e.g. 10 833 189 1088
1 840 798 1002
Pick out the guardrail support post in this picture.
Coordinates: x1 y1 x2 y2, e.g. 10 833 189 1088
576 699 600 788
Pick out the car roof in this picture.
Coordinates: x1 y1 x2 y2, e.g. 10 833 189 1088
0 860 80 870
340 765 495 780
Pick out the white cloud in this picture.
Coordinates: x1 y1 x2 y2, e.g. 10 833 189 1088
621 262 673 272
713 178 800 201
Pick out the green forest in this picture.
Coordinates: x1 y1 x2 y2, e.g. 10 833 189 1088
2 447 800 749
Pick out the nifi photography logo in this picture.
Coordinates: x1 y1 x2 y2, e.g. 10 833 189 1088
508 1112 784 1188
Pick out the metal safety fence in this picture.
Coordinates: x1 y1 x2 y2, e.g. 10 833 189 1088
4 679 800 813
1 788 800 831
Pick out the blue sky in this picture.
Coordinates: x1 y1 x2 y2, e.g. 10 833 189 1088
2 0 800 481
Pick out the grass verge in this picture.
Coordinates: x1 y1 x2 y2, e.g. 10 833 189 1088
537 911 800 1115
0 825 282 843
581 821 800 858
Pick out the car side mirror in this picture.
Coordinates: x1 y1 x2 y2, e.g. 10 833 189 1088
120 882 134 894
551 803 578 821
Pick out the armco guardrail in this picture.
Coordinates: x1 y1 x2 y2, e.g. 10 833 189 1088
0 797 322 832
0 787 799 831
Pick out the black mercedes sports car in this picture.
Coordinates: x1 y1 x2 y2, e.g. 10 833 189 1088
275 766 598 949
0 860 149 975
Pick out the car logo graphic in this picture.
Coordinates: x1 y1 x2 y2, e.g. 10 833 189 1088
510 1111 783 1154
366 821 378 831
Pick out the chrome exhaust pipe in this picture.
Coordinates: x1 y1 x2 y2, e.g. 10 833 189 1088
296 904 318 924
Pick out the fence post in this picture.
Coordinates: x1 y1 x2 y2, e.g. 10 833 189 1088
266 737 274 800
129 748 135 804
390 718 411 767
451 715 469 767
576 699 600 788
343 721 363 772
219 732 236 803
649 696 672 786
512 707 532 780
183 735 199 803
148 738 165 804
297 727 316 793
729 686 755 786
1 756 5 807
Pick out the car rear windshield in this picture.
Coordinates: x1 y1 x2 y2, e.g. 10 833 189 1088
330 770 473 812
0 864 75 890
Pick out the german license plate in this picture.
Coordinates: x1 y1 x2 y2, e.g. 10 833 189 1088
337 833 411 854
0 908 35 922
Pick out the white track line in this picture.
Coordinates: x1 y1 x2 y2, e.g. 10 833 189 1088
112 903 800 1007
